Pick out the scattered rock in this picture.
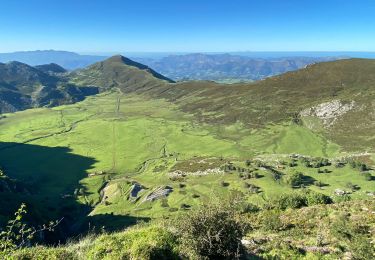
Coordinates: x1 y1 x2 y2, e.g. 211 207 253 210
334 189 350 196
301 100 356 127
143 186 173 202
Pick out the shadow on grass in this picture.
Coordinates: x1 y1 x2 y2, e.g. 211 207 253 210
301 175 317 186
85 213 151 233
0 142 149 243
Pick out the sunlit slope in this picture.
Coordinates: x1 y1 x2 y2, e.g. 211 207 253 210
0 91 341 174
1 57 375 230
0 90 361 226
70 57 375 151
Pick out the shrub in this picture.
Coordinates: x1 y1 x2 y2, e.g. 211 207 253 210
288 161 297 167
268 193 307 210
220 181 229 187
305 191 332 205
160 198 169 208
180 203 191 210
0 204 61 254
260 209 283 231
285 172 304 187
267 191 331 210
333 194 351 203
362 172 372 181
177 202 248 259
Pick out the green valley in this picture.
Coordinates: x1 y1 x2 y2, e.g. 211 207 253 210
0 56 374 259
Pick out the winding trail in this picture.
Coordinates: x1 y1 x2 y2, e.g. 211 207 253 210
110 95 121 173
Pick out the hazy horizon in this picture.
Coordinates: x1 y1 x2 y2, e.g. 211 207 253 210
3 50 375 60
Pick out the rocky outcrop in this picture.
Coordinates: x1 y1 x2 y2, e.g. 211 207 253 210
300 100 356 127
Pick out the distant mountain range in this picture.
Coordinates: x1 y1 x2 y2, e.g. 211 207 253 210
0 50 105 70
0 50 347 82
134 53 345 82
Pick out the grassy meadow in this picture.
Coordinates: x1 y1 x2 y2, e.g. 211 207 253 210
0 90 373 230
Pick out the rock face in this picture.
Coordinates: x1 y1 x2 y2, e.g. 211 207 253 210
143 186 173 202
301 100 356 127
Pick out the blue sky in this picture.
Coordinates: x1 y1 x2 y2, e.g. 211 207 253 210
1 0 375 53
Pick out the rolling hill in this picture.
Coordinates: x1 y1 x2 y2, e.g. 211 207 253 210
0 56 374 247
0 61 99 113
70 56 375 151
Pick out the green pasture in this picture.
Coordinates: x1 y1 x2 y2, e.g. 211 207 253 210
0 91 373 228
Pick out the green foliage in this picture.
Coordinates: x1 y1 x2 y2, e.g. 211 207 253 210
362 171 372 181
0 204 60 254
267 191 332 210
8 246 76 260
313 180 324 187
177 201 248 259
285 171 304 187
305 191 332 206
333 194 352 203
260 209 283 231
330 213 375 259
349 159 369 171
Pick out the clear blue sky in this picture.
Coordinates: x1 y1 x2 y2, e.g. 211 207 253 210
1 0 375 53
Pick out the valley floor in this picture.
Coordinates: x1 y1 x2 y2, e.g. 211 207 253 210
0 90 373 231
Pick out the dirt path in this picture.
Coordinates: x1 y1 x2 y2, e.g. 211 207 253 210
110 95 121 172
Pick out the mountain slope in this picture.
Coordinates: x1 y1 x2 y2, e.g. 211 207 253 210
71 56 375 151
69 55 174 92
35 63 67 74
0 61 99 113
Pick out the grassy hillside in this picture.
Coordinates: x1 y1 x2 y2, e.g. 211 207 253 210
0 56 375 246
0 90 373 232
0 61 99 113
70 57 375 151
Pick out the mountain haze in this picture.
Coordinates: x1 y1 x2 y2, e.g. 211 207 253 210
0 50 106 70
134 53 344 82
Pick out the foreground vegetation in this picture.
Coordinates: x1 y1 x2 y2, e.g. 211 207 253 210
2 197 374 259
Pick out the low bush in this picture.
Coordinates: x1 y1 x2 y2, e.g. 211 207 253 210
285 172 304 187
266 191 332 210
177 201 248 259
260 209 283 231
